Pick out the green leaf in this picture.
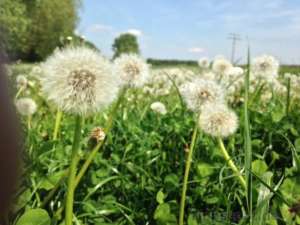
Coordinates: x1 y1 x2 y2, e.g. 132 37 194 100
164 173 179 188
16 209 51 225
252 160 268 176
196 163 215 178
187 214 198 225
154 203 177 224
280 177 300 204
253 172 273 225
156 190 165 204
271 106 285 122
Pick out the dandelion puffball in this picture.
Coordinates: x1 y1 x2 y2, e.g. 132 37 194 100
16 75 28 88
199 103 238 138
252 55 279 80
150 102 167 115
212 58 232 74
15 98 37 116
198 57 210 68
113 54 149 87
180 78 225 112
41 47 120 115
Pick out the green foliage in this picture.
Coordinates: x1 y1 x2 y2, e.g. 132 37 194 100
0 0 79 61
28 0 78 60
112 33 140 58
16 209 50 225
0 0 31 57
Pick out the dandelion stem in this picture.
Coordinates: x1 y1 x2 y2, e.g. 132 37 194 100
53 109 63 141
27 115 32 130
65 115 82 225
15 86 24 99
74 88 126 188
217 137 246 189
179 122 198 225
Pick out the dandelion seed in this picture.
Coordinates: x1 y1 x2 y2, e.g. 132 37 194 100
15 98 37 116
41 47 119 116
150 102 167 115
199 103 238 138
113 54 149 87
180 78 225 112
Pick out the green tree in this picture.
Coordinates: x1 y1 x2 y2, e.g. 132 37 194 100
0 0 31 58
112 33 140 58
0 0 81 61
28 0 79 60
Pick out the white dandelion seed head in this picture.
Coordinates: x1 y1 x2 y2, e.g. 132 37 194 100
150 101 167 115
113 54 149 87
226 67 244 78
199 103 238 138
198 57 210 68
273 79 287 96
15 98 37 116
252 55 279 80
16 75 28 88
212 58 233 74
260 91 272 104
41 46 119 116
201 71 217 81
180 78 225 112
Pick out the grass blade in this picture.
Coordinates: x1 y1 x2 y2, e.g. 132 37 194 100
244 47 253 224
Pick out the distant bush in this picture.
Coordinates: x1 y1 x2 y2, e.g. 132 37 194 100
147 58 198 67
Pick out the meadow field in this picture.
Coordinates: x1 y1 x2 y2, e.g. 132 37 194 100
6 52 300 225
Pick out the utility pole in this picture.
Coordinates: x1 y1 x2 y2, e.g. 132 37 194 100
228 33 241 64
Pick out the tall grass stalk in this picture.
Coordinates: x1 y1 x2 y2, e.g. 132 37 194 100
244 48 253 224
286 77 291 116
179 122 198 225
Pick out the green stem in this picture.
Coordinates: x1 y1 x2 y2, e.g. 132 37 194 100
179 123 198 225
15 86 25 99
74 88 126 188
217 137 246 189
286 77 291 116
27 115 32 130
65 116 82 225
53 110 63 141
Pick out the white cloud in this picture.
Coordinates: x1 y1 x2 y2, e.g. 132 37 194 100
188 47 205 53
126 29 143 37
87 24 113 33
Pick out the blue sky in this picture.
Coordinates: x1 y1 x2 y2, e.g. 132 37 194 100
78 0 300 64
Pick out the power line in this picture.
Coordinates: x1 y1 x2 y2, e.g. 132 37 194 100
228 33 241 64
